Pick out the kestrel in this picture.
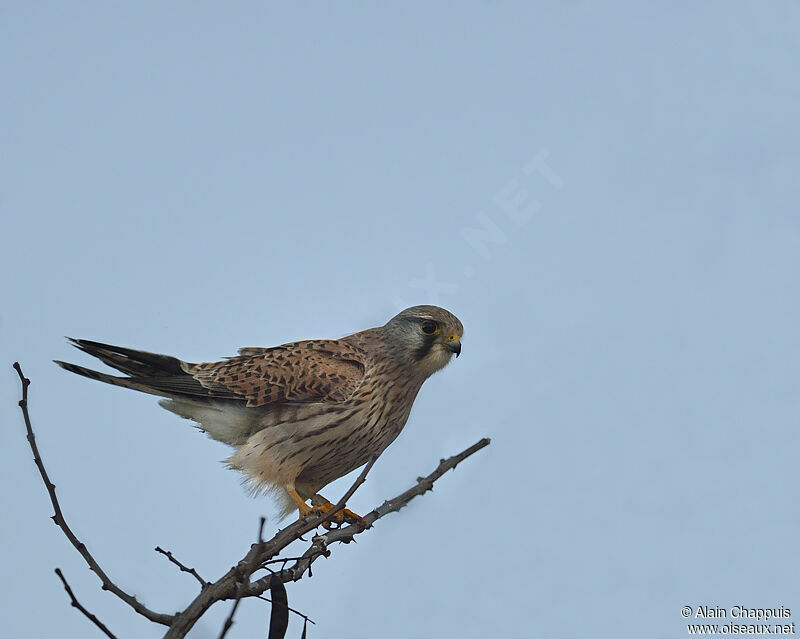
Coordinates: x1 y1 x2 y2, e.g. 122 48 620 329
56 306 463 521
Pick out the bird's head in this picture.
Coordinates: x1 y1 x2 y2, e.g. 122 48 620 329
383 305 463 377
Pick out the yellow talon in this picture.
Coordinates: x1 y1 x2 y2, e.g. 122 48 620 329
314 501 365 526
285 486 364 526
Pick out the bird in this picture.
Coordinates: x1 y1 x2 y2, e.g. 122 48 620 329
55 305 463 522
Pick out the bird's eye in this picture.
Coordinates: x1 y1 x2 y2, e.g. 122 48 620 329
420 320 438 335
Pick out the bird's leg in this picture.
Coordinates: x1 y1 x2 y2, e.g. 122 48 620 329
311 493 365 526
284 485 315 518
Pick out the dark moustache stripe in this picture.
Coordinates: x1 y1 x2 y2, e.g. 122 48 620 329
413 334 437 361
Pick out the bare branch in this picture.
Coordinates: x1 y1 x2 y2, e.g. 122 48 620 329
248 436 492 593
54 568 118 639
13 362 174 626
155 547 209 589
218 517 266 639
162 438 489 638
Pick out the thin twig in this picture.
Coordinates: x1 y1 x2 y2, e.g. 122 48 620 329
54 568 118 639
313 452 380 530
254 592 316 627
218 517 266 639
155 547 209 589
13 362 174 626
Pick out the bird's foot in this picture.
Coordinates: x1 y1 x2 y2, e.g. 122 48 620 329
287 486 364 527
312 502 365 527
305 494 365 527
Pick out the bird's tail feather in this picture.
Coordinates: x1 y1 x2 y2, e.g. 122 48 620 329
66 338 186 377
56 339 231 400
53 360 172 398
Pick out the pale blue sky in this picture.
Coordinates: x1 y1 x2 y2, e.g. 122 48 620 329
2 3 799 638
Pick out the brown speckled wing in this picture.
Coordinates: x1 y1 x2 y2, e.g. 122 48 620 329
186 340 367 407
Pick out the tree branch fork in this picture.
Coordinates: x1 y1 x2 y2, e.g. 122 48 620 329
13 362 490 638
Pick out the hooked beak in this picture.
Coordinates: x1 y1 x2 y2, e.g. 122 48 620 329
445 335 462 357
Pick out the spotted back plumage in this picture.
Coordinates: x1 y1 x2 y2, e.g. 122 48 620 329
188 341 367 407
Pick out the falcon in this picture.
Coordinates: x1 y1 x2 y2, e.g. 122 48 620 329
55 306 463 522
